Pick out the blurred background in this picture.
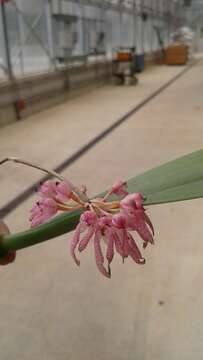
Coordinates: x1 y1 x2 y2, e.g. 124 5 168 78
0 0 200 79
0 0 186 77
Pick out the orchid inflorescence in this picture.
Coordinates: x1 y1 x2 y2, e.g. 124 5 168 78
0 157 154 277
31 178 154 278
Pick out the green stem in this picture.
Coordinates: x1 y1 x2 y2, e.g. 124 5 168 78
0 210 82 257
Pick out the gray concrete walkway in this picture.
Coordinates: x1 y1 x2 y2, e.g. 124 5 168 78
0 60 203 360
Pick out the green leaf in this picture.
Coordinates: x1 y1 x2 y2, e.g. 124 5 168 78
1 149 203 255
127 148 203 204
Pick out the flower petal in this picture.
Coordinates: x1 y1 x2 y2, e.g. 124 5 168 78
111 180 128 197
144 212 155 236
78 226 94 252
81 211 97 226
38 180 57 198
127 233 146 265
55 180 72 202
112 213 127 229
114 230 126 260
70 223 81 266
136 224 154 244
105 228 115 264
94 230 110 278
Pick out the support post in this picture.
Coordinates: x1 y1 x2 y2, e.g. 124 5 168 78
45 0 55 67
0 0 13 79
132 0 136 50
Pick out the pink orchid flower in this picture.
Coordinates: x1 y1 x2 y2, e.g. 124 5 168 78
120 194 154 247
39 180 72 202
31 179 154 278
30 198 58 227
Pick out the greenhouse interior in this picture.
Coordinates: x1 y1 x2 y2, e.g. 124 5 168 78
1 1 203 360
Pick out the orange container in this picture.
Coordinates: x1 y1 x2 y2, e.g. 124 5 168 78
117 52 132 62
165 43 188 65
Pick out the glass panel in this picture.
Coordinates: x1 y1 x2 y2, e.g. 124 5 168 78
5 0 53 77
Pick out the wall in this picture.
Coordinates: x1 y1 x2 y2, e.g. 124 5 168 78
0 60 112 127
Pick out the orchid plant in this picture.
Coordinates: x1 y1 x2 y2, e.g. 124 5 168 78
0 149 203 278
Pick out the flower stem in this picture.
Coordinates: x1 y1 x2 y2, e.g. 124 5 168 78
0 157 65 181
0 157 89 203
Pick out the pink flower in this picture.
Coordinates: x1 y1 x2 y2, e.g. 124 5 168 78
70 212 112 278
99 216 145 270
120 193 144 212
111 180 128 197
70 210 147 278
30 198 58 227
120 194 154 248
38 180 72 202
111 214 146 264
70 211 97 266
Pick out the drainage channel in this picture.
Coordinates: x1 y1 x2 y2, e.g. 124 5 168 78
0 60 199 218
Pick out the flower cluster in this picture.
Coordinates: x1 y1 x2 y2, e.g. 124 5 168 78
30 179 154 278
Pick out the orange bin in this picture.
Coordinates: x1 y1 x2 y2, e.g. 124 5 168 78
117 52 132 62
165 43 188 65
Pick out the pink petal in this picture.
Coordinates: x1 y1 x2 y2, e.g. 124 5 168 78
55 180 72 202
105 228 115 264
124 209 154 244
111 180 128 197
120 193 144 213
120 194 136 211
94 230 110 278
112 213 127 229
133 193 144 209
78 226 95 252
122 229 130 258
127 233 145 265
114 230 125 259
38 180 57 198
136 223 154 244
144 212 155 236
81 211 97 226
70 223 81 266
99 216 112 228
30 198 58 227
30 215 44 228
42 198 58 216
120 210 140 231
30 203 42 221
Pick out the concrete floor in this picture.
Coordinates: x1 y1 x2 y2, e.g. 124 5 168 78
0 60 203 360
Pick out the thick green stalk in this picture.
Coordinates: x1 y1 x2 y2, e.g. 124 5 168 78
0 210 82 257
